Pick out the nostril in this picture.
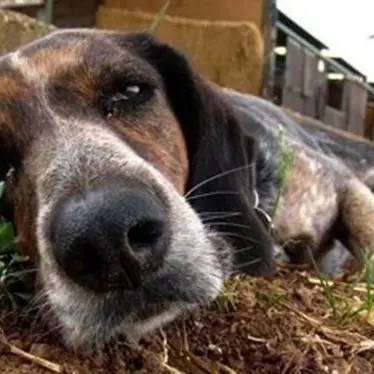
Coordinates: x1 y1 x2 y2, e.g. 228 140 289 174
67 239 103 282
127 219 165 252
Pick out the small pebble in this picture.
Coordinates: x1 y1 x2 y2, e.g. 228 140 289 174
194 321 204 329
208 344 222 355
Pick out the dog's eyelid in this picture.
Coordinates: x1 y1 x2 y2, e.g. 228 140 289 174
100 70 158 91
99 82 155 119
103 83 153 101
100 77 155 97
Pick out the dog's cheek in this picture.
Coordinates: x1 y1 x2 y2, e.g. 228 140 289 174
111 116 189 194
154 108 189 194
159 132 188 194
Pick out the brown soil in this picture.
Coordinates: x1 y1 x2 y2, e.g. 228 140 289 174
1 266 374 374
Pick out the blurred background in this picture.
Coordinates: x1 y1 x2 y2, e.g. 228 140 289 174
1 0 373 140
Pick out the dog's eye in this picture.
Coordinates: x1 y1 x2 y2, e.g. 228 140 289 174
100 84 153 118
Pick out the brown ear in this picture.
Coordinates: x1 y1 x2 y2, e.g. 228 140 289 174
115 32 276 277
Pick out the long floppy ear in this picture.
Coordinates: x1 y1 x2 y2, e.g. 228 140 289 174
119 32 276 277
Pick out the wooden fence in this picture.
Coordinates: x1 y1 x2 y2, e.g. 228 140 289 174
275 22 373 139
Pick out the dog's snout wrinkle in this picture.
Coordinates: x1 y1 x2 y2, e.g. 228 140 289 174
49 185 169 292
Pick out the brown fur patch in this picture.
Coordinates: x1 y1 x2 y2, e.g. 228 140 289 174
110 94 188 193
19 43 86 81
0 74 26 97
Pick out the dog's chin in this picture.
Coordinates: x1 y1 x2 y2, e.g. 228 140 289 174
41 231 232 350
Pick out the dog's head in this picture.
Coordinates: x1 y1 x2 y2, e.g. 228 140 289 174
0 29 275 347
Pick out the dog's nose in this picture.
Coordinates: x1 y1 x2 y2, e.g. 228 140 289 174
49 186 169 292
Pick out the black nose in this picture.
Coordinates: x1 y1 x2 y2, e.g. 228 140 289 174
49 186 169 292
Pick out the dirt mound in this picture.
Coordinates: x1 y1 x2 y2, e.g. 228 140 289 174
1 266 373 373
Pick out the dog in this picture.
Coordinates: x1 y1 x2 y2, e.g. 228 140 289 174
224 88 374 274
0 28 276 349
1 28 374 349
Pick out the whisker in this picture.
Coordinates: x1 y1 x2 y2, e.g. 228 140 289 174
187 190 240 202
184 163 255 199
201 212 242 222
206 222 255 231
19 289 48 317
233 258 262 271
217 231 264 246
8 267 37 278
199 210 241 216
233 245 253 254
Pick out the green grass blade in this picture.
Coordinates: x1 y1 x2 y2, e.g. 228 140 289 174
0 181 5 199
0 222 15 253
149 0 171 33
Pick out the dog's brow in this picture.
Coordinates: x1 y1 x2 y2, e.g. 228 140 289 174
9 51 42 86
8 43 86 88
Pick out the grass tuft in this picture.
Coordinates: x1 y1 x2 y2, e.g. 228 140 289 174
270 126 294 220
254 279 288 309
215 277 240 312
310 248 374 325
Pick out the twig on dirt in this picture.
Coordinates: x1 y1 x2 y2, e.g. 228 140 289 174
159 328 169 364
181 319 189 351
281 350 304 374
185 351 237 374
246 334 266 343
166 337 237 374
308 277 335 288
299 334 337 347
0 329 62 373
126 338 186 374
214 361 238 374
351 284 374 293
352 340 374 354
283 303 365 345
283 303 323 326
161 361 187 374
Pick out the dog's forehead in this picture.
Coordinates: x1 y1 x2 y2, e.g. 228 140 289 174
16 29 116 57
2 30 147 87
